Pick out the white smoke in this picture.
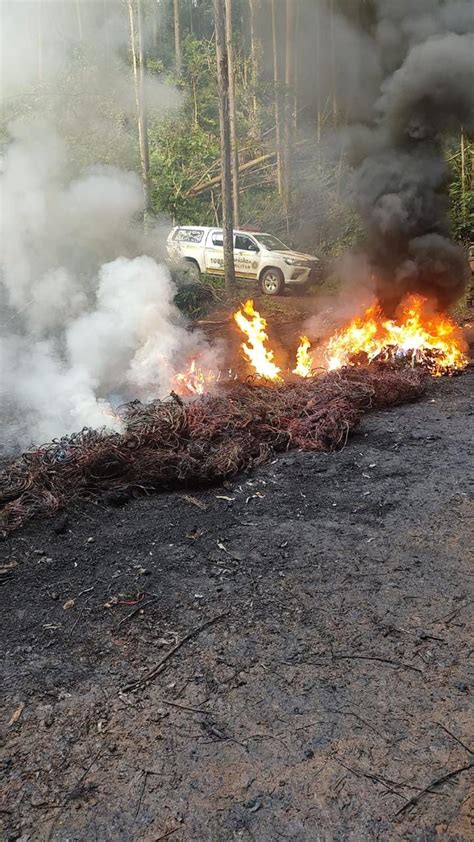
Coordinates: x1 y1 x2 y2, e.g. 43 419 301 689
66 255 198 399
0 2 211 452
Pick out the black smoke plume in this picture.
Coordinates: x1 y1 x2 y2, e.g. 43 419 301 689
349 2 474 311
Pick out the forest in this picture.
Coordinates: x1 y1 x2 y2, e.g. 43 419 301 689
2 0 472 266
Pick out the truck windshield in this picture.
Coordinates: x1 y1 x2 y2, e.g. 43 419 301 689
254 234 290 251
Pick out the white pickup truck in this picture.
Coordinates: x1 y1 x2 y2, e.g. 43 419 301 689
166 226 323 295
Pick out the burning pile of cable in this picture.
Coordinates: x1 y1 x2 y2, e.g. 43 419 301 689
174 296 467 395
0 365 428 536
0 297 467 535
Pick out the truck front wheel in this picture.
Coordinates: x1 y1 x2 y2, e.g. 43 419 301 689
183 259 201 283
260 267 285 296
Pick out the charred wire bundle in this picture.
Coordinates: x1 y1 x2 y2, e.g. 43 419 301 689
0 366 427 536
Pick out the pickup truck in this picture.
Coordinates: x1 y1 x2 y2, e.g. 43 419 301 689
166 226 323 295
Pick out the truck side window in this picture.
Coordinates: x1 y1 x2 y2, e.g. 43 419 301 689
211 233 223 247
175 229 203 243
235 235 258 252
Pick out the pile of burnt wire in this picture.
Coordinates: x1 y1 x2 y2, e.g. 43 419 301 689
0 365 427 536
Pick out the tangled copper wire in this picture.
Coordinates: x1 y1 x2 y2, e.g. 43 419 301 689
0 366 427 536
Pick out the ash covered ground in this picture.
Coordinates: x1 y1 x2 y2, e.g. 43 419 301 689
1 367 472 841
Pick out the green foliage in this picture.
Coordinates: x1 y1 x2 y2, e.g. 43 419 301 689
181 35 219 131
317 205 365 257
147 57 166 75
148 35 223 222
173 276 225 319
447 136 474 244
149 117 220 221
148 31 273 226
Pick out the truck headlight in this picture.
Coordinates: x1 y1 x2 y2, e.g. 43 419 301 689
284 257 302 266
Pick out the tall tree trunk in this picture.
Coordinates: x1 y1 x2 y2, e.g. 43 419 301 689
76 0 83 42
103 0 111 60
248 0 259 129
173 0 182 76
37 0 43 81
191 77 199 127
225 0 240 227
460 126 466 222
315 0 322 159
293 1 299 136
128 0 151 219
271 0 283 195
329 0 338 119
188 0 194 34
213 0 236 292
283 0 296 221
210 189 220 226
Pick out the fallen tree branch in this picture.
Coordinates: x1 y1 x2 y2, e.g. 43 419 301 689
185 152 274 197
116 597 157 629
395 761 473 817
432 720 474 755
160 699 211 715
330 654 423 674
188 123 279 189
288 653 423 674
156 826 183 841
122 612 229 692
186 136 313 198
337 759 448 798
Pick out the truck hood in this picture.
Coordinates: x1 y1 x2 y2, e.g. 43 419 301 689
272 250 319 262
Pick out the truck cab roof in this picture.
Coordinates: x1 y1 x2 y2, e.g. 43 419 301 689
168 226 265 239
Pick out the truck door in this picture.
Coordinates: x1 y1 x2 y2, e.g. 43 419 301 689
205 230 225 275
234 234 260 279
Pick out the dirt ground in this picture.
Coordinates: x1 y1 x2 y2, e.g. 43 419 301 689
1 368 472 840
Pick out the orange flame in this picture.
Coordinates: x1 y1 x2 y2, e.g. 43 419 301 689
293 335 313 377
323 294 468 376
175 295 466 397
233 299 281 380
174 359 218 396
325 303 382 371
